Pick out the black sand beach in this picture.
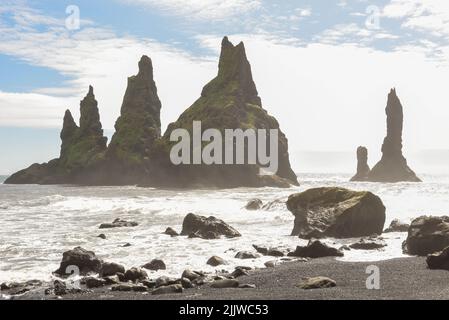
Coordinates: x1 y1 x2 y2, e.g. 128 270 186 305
23 256 447 300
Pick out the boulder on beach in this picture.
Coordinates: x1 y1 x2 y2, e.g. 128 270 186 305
54 247 102 276
152 284 183 295
404 216 449 256
99 218 138 229
288 240 344 258
181 213 241 239
210 279 239 289
100 262 125 277
207 256 227 267
287 187 386 239
297 277 337 290
124 267 148 282
253 245 285 257
384 219 410 233
427 247 449 271
245 199 263 210
142 259 166 271
235 251 261 259
349 237 387 250
164 227 179 237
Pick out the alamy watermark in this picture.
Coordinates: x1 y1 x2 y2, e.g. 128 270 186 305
65 5 80 31
169 121 279 176
366 265 380 290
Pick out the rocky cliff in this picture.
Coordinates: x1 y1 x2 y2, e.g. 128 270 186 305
5 37 298 188
351 89 421 183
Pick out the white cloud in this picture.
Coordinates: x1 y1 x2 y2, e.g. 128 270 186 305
383 0 449 38
0 4 216 131
119 0 261 20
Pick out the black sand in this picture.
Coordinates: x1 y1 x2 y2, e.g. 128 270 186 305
52 257 449 300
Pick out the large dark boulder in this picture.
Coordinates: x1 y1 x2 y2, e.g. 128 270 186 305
427 247 449 270
181 213 241 239
288 240 344 258
54 247 102 276
287 187 386 239
404 216 449 256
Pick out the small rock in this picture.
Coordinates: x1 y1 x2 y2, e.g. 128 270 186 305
116 272 126 282
210 279 239 289
349 238 387 250
239 284 256 289
98 234 106 239
181 213 241 239
84 277 107 289
152 284 183 295
99 218 138 229
181 278 194 289
207 256 227 267
235 251 261 259
103 276 120 285
121 243 132 248
267 249 285 257
124 267 148 282
264 261 277 268
288 240 344 258
339 245 351 251
100 262 125 277
164 227 179 237
155 276 177 288
245 199 263 210
297 277 337 290
54 280 67 296
427 247 449 270
384 219 410 233
141 280 156 289
111 284 133 292
231 267 249 278
253 245 268 255
142 259 166 271
181 269 202 281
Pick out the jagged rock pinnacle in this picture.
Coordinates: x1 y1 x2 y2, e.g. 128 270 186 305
202 36 262 107
365 88 421 182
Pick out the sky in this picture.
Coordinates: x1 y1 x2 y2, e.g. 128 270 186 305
1 0 449 175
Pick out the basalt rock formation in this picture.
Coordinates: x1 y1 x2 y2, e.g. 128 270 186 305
287 187 386 239
5 87 107 184
350 146 370 181
105 55 162 183
351 89 421 183
5 37 299 188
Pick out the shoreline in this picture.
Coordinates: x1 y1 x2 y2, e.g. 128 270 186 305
6 256 449 300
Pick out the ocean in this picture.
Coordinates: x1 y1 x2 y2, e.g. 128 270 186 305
1 173 448 283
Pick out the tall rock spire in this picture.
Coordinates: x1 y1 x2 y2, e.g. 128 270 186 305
107 55 162 164
201 36 262 107
366 89 421 182
58 86 107 170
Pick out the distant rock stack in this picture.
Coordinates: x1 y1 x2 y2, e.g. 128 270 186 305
350 146 370 181
351 89 421 183
58 86 108 171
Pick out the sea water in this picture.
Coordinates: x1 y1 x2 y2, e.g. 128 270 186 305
1 173 448 283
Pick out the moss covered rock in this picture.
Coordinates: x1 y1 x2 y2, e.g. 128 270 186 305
287 187 386 239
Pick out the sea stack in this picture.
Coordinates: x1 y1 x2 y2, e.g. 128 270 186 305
350 146 370 181
351 89 421 183
162 36 299 187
